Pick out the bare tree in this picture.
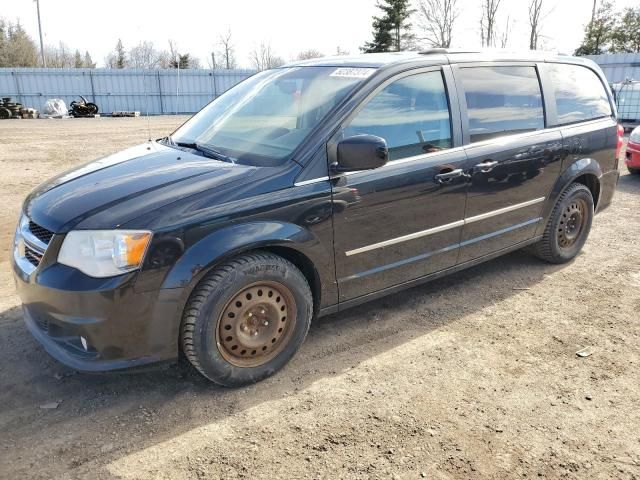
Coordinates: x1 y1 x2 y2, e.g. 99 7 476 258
296 49 324 60
218 29 237 69
335 46 350 56
129 41 162 68
44 42 74 67
416 0 459 48
528 0 543 50
499 15 512 48
249 42 284 71
480 0 501 47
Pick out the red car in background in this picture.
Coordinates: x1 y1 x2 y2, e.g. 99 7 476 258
626 126 640 175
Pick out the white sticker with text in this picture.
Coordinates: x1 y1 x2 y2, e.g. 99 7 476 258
330 68 375 79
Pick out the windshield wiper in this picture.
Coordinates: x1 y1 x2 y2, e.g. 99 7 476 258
164 137 235 164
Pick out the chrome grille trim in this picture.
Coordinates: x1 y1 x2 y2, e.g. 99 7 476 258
28 221 54 244
14 215 53 274
21 222 49 252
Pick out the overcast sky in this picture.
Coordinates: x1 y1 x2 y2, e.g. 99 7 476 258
1 0 637 67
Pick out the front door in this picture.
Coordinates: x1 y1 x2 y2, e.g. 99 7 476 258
454 64 564 263
330 68 468 302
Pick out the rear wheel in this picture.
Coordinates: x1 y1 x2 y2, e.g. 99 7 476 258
180 251 312 386
530 183 594 264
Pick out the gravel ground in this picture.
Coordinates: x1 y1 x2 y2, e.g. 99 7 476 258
0 117 639 480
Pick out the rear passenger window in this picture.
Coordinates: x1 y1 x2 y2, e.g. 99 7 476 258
547 64 612 125
344 71 451 161
459 66 544 143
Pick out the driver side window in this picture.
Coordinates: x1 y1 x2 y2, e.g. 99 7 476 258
343 71 452 161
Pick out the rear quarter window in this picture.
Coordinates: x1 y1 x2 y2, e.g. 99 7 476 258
459 66 545 143
547 64 612 125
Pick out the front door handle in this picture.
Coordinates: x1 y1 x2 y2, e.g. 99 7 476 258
434 168 464 184
474 160 499 173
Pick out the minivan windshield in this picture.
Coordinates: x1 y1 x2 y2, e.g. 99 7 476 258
168 66 376 166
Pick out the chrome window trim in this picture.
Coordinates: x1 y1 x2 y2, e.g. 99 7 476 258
345 197 545 257
293 124 572 186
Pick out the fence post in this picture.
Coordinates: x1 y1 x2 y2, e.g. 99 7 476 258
157 70 164 114
88 69 96 103
12 70 22 105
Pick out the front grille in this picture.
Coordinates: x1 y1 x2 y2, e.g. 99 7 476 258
24 245 43 266
28 221 54 245
35 317 49 334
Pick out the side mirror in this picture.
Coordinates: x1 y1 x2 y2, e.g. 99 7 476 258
333 135 388 173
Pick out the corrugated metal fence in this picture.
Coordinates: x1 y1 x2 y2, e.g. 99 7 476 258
0 68 255 115
586 53 640 83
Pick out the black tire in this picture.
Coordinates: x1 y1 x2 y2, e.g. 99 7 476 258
86 103 99 115
628 167 640 175
180 251 313 387
530 183 594 264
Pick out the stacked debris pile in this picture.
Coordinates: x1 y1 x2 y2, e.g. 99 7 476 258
0 97 38 119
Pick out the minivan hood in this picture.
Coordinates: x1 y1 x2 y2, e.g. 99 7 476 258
25 142 260 232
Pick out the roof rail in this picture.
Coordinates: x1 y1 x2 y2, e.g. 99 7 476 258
418 48 482 55
418 48 449 54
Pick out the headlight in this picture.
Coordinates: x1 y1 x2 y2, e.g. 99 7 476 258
58 230 152 278
630 127 640 144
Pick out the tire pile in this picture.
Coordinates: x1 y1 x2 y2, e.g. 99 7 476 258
0 97 38 119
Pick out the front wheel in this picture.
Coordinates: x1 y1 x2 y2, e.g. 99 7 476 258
180 251 313 387
529 183 594 264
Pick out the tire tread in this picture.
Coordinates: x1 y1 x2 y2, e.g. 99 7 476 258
180 251 311 383
530 183 592 264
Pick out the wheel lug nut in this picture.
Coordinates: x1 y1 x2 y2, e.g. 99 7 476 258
263 320 269 326
248 312 253 317
261 310 266 314
252 331 258 337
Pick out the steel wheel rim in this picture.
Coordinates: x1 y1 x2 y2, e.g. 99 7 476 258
216 281 297 367
557 198 587 249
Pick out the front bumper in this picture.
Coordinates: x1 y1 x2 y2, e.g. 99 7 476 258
12 251 183 372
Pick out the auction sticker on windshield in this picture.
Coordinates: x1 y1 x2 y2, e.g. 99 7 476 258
329 68 375 79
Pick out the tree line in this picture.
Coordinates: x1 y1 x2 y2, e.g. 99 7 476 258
361 0 640 55
2 1 638 70
0 19 94 68
0 19 338 70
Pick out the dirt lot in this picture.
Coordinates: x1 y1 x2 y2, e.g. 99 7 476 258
0 117 639 480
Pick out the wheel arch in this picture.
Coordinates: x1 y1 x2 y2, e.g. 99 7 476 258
536 158 602 236
163 221 332 326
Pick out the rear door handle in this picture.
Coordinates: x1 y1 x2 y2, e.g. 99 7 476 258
474 160 498 173
434 168 464 184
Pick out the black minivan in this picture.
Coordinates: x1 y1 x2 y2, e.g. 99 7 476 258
13 50 620 386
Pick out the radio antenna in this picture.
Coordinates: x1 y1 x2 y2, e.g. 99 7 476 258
144 66 151 142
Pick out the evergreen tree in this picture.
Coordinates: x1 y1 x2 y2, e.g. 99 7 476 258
361 0 415 53
170 53 192 69
74 49 83 68
575 1 616 55
0 20 39 67
115 39 126 68
83 51 95 68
